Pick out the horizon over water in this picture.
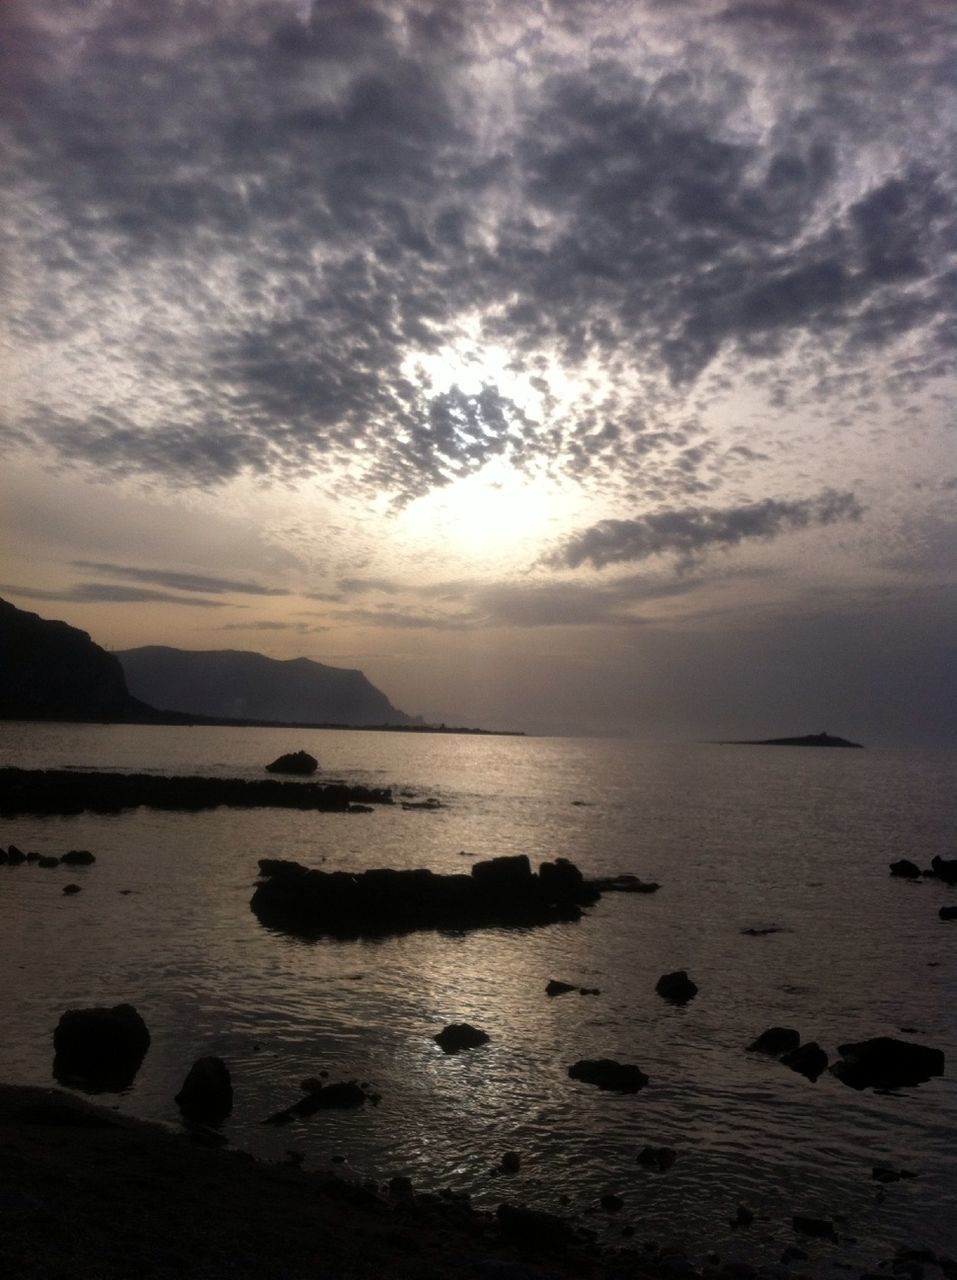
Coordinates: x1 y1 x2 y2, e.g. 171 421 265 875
1 721 955 1270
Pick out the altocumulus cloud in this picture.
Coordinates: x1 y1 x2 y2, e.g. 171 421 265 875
548 491 864 571
0 0 954 510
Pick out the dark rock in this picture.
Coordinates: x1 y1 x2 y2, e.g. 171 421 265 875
266 1079 368 1123
500 1151 521 1174
400 797 442 810
61 849 96 865
27 851 40 862
546 980 576 997
265 751 318 775
832 1037 945 1090
930 855 957 885
568 1059 649 1093
781 1042 829 1081
539 857 587 903
591 874 660 894
655 970 698 1004
175 1056 233 1122
6 844 26 865
730 1206 754 1228
793 1216 836 1238
0 848 7 864
579 986 600 995
63 884 82 895
781 1246 808 1262
890 859 922 879
0 767 391 817
601 1193 624 1212
53 1003 150 1092
496 1203 577 1248
747 1027 801 1055
940 906 957 920
637 1146 677 1171
387 1176 414 1201
348 804 374 814
252 854 597 938
741 925 783 936
434 1023 489 1054
37 855 60 867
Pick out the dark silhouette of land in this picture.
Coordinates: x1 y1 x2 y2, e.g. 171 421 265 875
719 732 863 749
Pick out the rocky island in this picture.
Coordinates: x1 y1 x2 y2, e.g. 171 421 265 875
720 732 863 749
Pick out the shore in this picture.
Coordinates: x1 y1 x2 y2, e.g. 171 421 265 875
0 1083 681 1280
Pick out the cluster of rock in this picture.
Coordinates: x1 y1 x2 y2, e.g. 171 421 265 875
265 751 318 775
1 843 95 868
251 854 601 937
748 1027 944 1089
890 854 957 883
0 767 392 816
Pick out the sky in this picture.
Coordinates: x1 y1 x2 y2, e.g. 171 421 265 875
1 0 955 743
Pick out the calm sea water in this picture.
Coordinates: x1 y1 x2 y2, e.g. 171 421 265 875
1 722 955 1268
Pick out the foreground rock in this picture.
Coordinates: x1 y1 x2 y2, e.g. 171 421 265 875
175 1056 233 1123
265 751 318 775
53 1004 150 1092
889 859 922 879
251 854 600 938
929 854 957 884
0 767 391 816
780 1042 828 1081
265 1079 371 1123
831 1037 945 1089
747 1027 801 1055
568 1059 649 1092
434 1024 489 1054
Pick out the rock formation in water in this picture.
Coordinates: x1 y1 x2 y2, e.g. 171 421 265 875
722 732 863 748
53 1003 151 1092
0 596 154 722
118 645 417 727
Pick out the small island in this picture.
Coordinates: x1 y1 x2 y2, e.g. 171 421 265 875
719 732 863 749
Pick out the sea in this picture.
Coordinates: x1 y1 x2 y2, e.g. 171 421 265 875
1 722 954 1270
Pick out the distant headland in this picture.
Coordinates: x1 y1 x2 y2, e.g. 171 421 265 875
718 732 863 749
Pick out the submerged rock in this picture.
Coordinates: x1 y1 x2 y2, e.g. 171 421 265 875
655 971 698 1004
930 855 957 885
60 849 95 866
265 1079 370 1123
434 1023 489 1054
832 1037 945 1090
568 1059 649 1093
747 1027 801 1056
265 751 318 775
591 874 660 894
637 1145 677 1171
53 1003 150 1092
62 883 82 895
175 1056 233 1123
546 980 576 997
889 859 922 879
793 1215 835 1238
940 905 957 920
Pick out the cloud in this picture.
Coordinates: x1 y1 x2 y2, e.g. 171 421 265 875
547 490 864 570
1 0 953 513
0 582 230 608
71 562 288 596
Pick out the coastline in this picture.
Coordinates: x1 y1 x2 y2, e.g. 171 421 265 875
0 1083 657 1279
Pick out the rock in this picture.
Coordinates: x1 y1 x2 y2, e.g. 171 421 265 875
434 1023 490 1054
400 797 442 810
348 804 374 814
500 1151 521 1174
546 980 576 997
591 874 660 894
601 1193 624 1212
26 851 40 862
568 1059 649 1092
832 1037 945 1089
37 855 60 867
655 971 698 1004
5 845 27 865
0 848 7 864
781 1042 829 1081
496 1203 577 1248
60 849 96 866
387 1175 414 1201
539 858 587 903
747 1027 801 1055
930 855 957 885
471 854 534 893
741 925 783 936
890 859 922 879
175 1056 233 1122
637 1145 677 1171
265 751 318 775
940 906 957 920
265 1079 369 1123
62 884 82 895
730 1206 754 1228
53 1003 150 1091
793 1215 835 1238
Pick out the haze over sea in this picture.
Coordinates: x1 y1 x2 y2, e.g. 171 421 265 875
1 722 955 1269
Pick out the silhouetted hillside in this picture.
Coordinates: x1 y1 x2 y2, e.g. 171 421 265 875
118 646 417 727
0 597 153 721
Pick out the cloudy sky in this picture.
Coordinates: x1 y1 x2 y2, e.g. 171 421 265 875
2 0 955 742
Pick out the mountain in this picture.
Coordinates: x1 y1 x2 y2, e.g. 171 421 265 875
0 596 153 721
118 646 417 727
